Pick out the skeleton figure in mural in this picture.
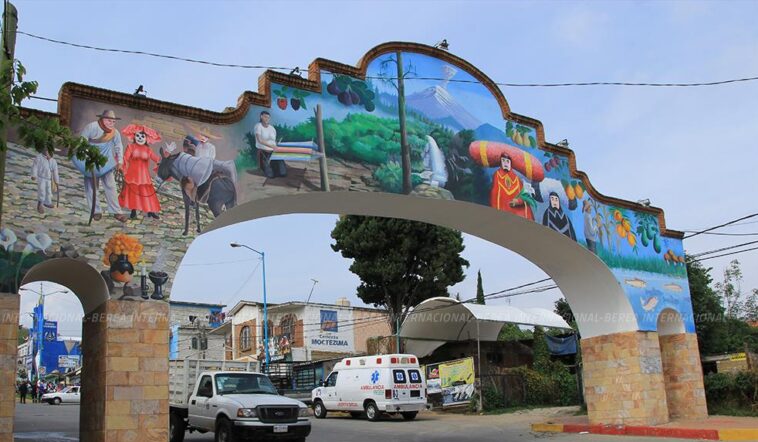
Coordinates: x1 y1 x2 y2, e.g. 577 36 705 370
30 150 60 214
490 153 533 220
157 142 237 235
542 191 576 241
73 110 128 223
254 111 287 178
188 125 220 160
119 124 163 220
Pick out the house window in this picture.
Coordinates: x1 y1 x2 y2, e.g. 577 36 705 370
240 326 252 351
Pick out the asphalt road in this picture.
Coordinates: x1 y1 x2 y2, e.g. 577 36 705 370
14 403 700 442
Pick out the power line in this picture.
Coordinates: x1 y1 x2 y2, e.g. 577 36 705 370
683 212 758 239
690 240 758 258
17 29 758 89
694 245 758 262
683 231 758 237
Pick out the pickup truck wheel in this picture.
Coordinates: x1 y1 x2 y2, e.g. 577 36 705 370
170 412 186 442
53 397 61 405
402 411 418 421
215 417 236 442
365 401 380 422
313 400 327 419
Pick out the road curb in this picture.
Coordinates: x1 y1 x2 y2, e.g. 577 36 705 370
531 422 758 440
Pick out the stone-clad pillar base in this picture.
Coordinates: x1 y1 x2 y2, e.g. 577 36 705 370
80 299 169 442
659 333 708 419
581 331 669 426
0 293 20 442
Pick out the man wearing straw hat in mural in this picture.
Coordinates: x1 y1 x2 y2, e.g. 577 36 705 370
189 124 221 160
73 110 128 223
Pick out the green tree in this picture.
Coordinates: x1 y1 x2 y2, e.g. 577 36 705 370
687 257 757 355
475 270 485 305
532 326 551 373
17 326 28 346
498 323 532 341
554 298 575 328
331 216 469 333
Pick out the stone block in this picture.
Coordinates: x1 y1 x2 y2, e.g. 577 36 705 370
130 399 161 415
112 386 144 401
108 329 140 344
105 415 138 431
143 386 168 400
141 330 168 344
108 357 139 372
106 400 131 416
140 357 168 372
127 372 155 386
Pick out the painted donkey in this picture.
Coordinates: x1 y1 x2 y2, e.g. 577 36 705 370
157 143 237 235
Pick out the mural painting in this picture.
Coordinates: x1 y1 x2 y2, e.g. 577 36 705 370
3 44 693 335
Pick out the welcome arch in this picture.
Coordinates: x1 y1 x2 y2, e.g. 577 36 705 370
0 41 706 441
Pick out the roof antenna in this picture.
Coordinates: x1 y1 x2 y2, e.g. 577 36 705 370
305 279 319 304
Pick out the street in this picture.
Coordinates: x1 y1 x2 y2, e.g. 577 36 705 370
13 403 700 442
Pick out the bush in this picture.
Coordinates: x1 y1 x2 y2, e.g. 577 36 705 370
704 371 758 414
507 362 579 407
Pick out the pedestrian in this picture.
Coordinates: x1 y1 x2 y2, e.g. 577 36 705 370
18 381 28 404
37 381 45 403
30 381 37 403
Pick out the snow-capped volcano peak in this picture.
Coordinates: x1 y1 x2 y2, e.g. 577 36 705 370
406 81 481 130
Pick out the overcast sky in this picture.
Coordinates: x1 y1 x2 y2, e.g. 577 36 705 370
13 0 758 337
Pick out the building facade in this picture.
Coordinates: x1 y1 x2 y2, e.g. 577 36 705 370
229 298 390 362
169 301 227 360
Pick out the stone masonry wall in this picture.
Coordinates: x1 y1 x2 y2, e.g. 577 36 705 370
0 293 19 442
581 331 669 426
81 299 169 442
659 333 708 419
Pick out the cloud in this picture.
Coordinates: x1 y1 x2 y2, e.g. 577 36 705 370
554 8 610 48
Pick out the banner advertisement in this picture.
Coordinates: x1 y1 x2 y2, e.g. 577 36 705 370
424 364 442 394
43 320 58 342
58 355 80 369
438 357 476 407
308 308 354 352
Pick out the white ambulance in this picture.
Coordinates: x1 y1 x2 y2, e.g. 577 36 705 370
311 354 429 421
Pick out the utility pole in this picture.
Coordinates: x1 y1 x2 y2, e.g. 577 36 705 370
0 1 18 225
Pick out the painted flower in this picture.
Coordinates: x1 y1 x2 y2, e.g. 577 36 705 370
0 228 17 251
25 233 53 255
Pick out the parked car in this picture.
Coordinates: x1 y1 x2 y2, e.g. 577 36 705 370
169 359 311 442
42 386 80 405
311 354 429 421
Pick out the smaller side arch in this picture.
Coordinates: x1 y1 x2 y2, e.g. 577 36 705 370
21 258 110 314
657 308 685 336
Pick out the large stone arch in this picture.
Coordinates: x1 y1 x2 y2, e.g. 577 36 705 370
206 191 636 340
0 38 708 438
20 258 109 314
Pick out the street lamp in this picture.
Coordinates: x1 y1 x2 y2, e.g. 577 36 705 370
230 243 270 372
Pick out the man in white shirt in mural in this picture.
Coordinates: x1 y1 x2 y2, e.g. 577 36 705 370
254 111 287 178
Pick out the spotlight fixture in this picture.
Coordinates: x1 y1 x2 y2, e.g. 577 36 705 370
133 85 146 97
289 67 302 77
637 198 651 207
434 39 449 51
557 139 569 147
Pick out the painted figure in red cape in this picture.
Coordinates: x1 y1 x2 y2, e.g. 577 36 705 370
489 153 533 220
119 124 162 220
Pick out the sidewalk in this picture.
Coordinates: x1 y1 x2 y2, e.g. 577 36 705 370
532 415 758 440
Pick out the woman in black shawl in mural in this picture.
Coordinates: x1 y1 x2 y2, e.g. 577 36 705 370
542 191 576 241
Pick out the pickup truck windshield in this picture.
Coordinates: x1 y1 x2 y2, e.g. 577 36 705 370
215 373 278 395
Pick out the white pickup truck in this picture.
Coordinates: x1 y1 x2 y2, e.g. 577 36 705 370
169 359 311 442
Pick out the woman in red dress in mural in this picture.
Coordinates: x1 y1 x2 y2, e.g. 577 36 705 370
119 124 162 219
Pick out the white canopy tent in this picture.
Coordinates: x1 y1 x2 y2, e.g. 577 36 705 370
399 297 572 357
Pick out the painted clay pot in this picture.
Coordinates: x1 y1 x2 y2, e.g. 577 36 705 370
110 254 134 283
